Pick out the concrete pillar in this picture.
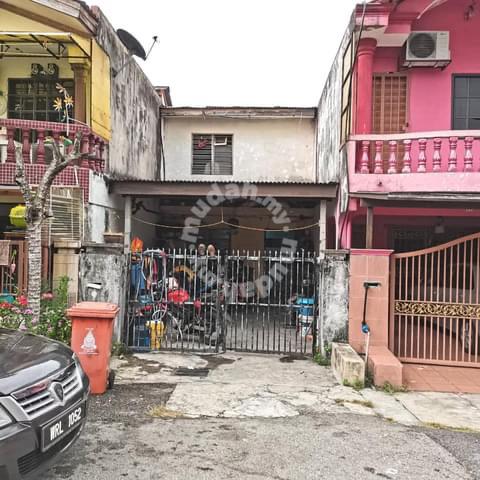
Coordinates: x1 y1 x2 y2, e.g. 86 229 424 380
70 63 89 124
124 196 132 254
317 199 327 256
348 249 393 353
366 206 374 249
355 38 377 135
52 240 81 306
339 213 352 250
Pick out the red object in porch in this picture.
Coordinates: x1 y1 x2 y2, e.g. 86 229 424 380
193 298 202 313
167 289 190 304
68 302 119 395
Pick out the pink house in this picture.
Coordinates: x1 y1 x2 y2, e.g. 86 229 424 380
318 0 480 388
318 0 480 252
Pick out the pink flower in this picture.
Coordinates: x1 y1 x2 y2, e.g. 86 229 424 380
19 324 27 331
42 293 54 300
31 318 38 325
24 309 33 315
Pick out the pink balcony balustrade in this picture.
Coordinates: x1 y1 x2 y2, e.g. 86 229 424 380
354 132 480 175
0 118 109 201
349 131 480 196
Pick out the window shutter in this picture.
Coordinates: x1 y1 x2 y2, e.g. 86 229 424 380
192 134 233 175
212 135 233 175
372 74 408 170
49 187 84 242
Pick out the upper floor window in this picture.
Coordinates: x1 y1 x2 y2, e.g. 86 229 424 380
7 78 75 122
453 75 480 129
192 134 233 175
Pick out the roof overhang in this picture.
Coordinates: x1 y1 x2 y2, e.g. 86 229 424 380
0 0 97 37
0 31 91 59
352 192 480 209
112 181 337 199
161 107 317 120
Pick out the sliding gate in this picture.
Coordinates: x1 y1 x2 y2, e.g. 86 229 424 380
390 233 480 367
126 250 319 354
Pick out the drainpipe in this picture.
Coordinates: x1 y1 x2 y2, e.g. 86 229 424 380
362 280 381 366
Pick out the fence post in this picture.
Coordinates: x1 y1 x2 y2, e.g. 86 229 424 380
316 256 324 356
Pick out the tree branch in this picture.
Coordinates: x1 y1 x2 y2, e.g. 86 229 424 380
15 146 33 207
36 132 84 207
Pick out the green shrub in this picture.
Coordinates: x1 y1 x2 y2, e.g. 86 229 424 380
0 277 71 344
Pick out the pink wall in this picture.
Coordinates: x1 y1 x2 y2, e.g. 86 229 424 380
372 0 480 133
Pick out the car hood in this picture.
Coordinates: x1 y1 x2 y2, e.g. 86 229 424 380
0 328 73 395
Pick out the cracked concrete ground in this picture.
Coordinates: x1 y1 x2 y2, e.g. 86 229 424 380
44 352 480 479
110 352 480 430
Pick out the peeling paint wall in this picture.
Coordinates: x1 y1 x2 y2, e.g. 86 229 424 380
85 171 124 243
93 9 162 181
320 252 349 346
79 245 127 341
317 16 354 188
163 117 316 183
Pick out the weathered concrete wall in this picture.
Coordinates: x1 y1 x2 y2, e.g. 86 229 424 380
163 117 316 183
85 171 125 243
316 16 354 187
93 9 162 181
319 251 349 347
79 245 127 341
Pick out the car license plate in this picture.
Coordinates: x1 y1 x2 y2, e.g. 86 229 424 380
41 401 86 451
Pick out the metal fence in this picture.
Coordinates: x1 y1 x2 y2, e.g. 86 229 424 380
0 240 27 299
390 233 480 367
125 249 319 354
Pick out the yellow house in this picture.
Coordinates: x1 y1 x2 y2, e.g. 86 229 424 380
0 0 111 140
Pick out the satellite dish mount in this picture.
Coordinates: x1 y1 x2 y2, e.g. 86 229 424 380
113 29 158 78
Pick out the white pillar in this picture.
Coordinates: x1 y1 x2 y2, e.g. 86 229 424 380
124 196 132 254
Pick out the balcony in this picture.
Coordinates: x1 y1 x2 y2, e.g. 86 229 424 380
0 118 108 201
348 131 480 196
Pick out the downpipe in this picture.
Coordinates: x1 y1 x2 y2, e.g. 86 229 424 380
362 281 381 367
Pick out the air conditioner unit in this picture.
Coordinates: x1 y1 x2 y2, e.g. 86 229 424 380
402 31 451 68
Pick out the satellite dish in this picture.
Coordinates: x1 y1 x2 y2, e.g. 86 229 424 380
116 29 147 60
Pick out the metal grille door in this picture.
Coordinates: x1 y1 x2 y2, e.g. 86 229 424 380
126 250 319 354
390 233 480 367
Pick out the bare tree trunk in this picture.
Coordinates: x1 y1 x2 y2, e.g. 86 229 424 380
15 132 84 321
26 218 43 320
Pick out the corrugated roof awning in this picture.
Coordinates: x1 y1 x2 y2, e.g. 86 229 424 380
0 32 91 59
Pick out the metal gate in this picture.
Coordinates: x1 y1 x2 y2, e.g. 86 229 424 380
390 233 480 367
125 249 319 354
0 240 27 297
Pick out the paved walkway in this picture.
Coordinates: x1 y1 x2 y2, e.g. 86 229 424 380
403 363 480 393
111 352 480 431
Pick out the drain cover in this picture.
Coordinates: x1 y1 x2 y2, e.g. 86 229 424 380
173 367 210 377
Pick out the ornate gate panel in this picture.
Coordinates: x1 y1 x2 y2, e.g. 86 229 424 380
390 233 480 367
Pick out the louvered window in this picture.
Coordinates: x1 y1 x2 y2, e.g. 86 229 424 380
371 74 408 171
192 134 233 175
48 187 84 242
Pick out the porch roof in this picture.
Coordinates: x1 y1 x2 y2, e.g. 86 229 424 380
353 191 480 209
0 31 91 59
111 181 337 199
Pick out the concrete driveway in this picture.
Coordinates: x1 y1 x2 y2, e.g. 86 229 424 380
43 352 480 479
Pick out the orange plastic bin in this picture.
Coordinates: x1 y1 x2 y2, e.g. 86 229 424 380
67 302 119 395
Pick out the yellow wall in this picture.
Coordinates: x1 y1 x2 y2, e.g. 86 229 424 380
0 7 110 138
0 58 74 119
91 41 111 140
